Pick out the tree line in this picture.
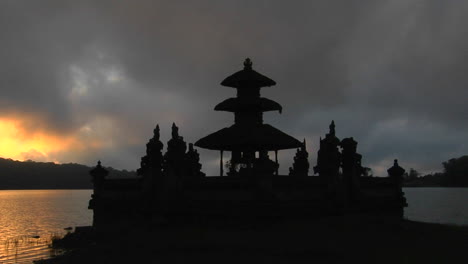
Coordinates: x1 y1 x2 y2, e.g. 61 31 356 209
404 155 468 187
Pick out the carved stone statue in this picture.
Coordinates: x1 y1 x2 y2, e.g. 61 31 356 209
252 151 277 200
289 139 309 177
185 143 206 178
253 151 277 177
88 160 109 227
314 121 341 205
164 123 187 176
137 125 164 177
136 125 165 213
90 160 109 186
388 159 406 193
387 159 407 216
315 121 341 178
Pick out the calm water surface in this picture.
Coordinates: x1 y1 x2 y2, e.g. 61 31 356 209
0 190 92 264
0 188 467 263
403 187 468 226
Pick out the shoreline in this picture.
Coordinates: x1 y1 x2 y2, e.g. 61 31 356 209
35 217 468 264
2 186 468 191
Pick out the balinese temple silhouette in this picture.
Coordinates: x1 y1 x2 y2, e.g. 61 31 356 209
89 59 407 228
196 58 302 176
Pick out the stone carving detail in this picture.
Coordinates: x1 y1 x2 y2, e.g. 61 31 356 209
314 121 341 186
253 151 278 177
387 159 408 216
185 143 206 178
289 139 309 177
388 159 406 196
137 125 164 177
163 123 187 177
88 160 109 227
90 160 109 186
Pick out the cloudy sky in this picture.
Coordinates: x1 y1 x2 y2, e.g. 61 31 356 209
1 0 467 176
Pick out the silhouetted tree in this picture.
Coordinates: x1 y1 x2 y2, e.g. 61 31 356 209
404 168 420 182
442 156 468 186
362 167 373 177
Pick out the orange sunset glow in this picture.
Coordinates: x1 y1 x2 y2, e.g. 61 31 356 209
0 117 79 162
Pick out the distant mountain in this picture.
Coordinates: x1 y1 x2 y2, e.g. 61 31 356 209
0 158 137 189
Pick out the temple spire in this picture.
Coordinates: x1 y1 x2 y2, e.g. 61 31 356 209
329 120 336 136
172 122 179 139
243 58 252 70
153 124 160 140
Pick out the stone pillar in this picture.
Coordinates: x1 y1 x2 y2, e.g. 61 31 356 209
220 150 224 176
387 159 407 217
387 159 405 195
340 137 361 204
315 121 341 211
275 150 279 175
89 160 109 228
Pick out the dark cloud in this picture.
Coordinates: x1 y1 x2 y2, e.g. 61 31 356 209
0 0 467 174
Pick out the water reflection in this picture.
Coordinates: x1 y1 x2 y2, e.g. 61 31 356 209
0 190 92 264
0 188 467 263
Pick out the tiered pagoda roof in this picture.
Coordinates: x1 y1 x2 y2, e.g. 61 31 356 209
195 58 301 152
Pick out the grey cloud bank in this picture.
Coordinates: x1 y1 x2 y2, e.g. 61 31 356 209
1 0 467 175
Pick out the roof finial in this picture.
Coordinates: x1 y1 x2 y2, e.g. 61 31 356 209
329 120 336 136
171 122 179 139
243 58 252 70
153 124 160 140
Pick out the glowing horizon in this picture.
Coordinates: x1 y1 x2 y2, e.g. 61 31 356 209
0 117 79 163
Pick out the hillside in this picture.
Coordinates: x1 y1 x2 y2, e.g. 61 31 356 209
0 158 136 189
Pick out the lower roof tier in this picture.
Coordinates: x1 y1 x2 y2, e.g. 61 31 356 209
195 124 302 151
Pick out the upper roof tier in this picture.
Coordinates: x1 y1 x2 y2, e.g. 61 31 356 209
221 58 276 89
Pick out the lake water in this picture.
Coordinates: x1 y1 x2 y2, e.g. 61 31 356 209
0 188 467 263
403 187 468 226
0 190 92 264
